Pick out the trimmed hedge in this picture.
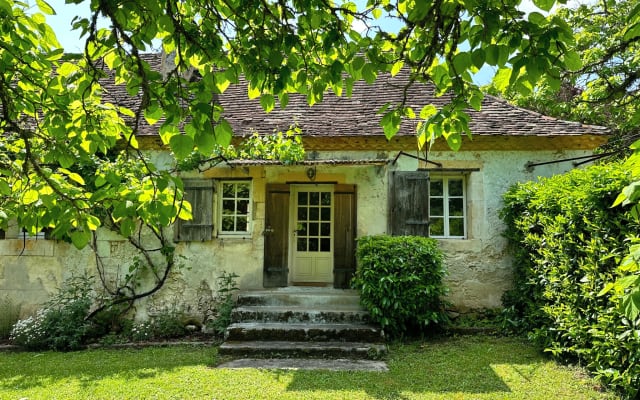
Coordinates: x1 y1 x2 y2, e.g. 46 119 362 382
352 235 448 338
501 162 640 398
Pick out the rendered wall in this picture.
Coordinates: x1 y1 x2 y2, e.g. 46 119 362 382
0 146 596 317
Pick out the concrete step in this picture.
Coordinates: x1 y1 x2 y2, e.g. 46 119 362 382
217 358 389 372
218 340 387 359
225 322 384 342
231 306 371 324
237 289 361 308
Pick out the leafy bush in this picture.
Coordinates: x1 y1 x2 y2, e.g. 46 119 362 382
10 275 94 351
352 235 448 337
500 162 640 398
204 271 239 336
149 309 188 339
0 295 20 339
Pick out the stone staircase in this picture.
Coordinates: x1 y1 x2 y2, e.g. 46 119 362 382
218 288 387 360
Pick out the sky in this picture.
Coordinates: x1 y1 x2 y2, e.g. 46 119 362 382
41 0 575 84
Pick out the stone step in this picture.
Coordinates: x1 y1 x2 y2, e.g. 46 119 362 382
237 289 361 308
218 340 387 359
231 306 371 324
225 322 384 342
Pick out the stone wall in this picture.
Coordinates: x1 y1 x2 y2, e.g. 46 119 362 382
0 146 596 318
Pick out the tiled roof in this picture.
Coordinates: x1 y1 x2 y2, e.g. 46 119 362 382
107 54 608 138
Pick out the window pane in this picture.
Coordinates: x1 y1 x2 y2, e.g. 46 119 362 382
449 198 464 216
449 218 464 236
297 238 307 251
430 180 443 196
320 207 330 221
298 192 308 206
309 222 319 236
321 192 331 205
223 183 234 197
320 238 330 252
309 192 320 205
236 217 248 232
308 238 319 251
309 207 319 221
297 207 308 221
222 216 235 231
449 179 463 196
222 200 235 215
430 198 444 216
237 200 249 215
320 222 330 236
237 183 250 198
297 223 307 235
430 218 444 236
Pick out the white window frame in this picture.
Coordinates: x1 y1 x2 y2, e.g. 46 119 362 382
429 176 467 239
217 180 252 237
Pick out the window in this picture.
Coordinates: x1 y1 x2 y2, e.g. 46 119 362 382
429 177 466 238
389 171 467 239
219 181 251 235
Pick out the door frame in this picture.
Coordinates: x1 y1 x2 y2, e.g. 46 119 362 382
288 184 335 285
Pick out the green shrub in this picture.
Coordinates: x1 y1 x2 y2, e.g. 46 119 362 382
500 162 640 398
10 275 94 351
205 271 239 336
0 295 20 339
150 309 188 339
352 235 448 338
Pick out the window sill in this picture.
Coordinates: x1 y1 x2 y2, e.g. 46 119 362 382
216 234 253 241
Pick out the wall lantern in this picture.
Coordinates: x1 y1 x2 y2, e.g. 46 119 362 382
306 167 316 181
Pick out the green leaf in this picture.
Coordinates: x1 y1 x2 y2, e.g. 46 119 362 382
195 129 215 155
563 50 582 72
362 63 377 84
260 94 275 113
23 189 39 205
144 105 163 125
391 61 404 77
420 104 437 119
0 180 10 195
169 135 195 159
36 0 55 15
471 49 485 69
70 230 91 250
623 22 640 41
214 118 233 146
452 52 471 73
380 111 400 139
533 0 555 12
493 68 511 92
621 289 640 320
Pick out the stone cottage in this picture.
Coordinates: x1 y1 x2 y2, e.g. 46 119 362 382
0 55 608 317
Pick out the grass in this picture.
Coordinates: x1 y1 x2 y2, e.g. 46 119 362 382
0 335 614 400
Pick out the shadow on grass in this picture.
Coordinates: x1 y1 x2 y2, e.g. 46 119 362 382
283 335 543 399
0 345 217 391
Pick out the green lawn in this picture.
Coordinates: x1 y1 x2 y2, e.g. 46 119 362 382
0 335 614 400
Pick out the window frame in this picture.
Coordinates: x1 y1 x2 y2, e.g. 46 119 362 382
217 180 253 237
428 175 467 239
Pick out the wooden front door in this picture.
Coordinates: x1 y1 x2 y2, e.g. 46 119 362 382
263 184 290 287
290 185 334 284
263 183 356 288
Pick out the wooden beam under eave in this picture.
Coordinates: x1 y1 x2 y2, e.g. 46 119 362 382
301 134 609 152
134 133 608 152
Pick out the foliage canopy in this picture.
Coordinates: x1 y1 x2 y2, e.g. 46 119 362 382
0 0 579 245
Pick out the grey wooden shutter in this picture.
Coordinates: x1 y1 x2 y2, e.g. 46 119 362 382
389 171 430 236
263 184 290 287
333 184 357 289
174 179 214 241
